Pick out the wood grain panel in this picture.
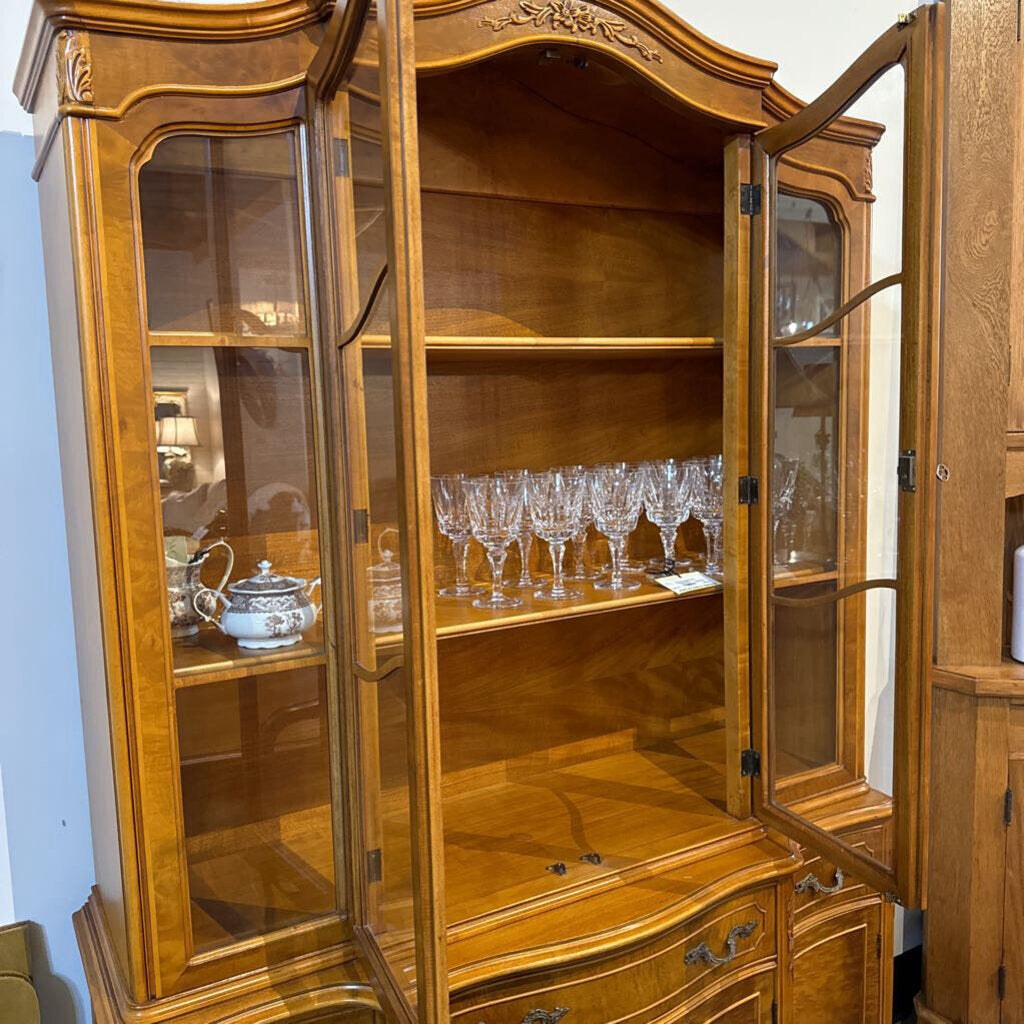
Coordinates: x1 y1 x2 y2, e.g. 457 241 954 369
450 888 775 1023
1003 754 1024 1023
792 903 882 1024
922 686 1009 1024
935 0 1015 666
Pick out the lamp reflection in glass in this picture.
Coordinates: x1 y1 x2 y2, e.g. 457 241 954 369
156 414 201 492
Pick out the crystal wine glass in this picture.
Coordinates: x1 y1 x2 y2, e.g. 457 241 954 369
641 458 693 573
461 474 526 610
772 456 799 568
689 455 724 580
527 467 586 602
430 473 484 598
567 465 598 581
588 462 645 592
497 469 539 589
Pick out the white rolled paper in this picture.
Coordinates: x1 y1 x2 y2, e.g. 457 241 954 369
1012 544 1024 663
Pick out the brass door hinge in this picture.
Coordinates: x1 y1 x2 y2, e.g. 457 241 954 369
740 183 762 215
366 848 382 883
334 137 350 176
1006 787 1014 827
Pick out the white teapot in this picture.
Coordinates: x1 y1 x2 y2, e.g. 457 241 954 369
194 560 322 649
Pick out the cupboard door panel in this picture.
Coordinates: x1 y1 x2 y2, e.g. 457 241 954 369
678 971 775 1024
750 3 945 908
792 903 884 1024
314 0 448 1019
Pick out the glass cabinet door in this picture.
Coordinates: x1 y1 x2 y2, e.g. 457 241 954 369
120 100 348 993
317 0 448 1018
750 3 944 908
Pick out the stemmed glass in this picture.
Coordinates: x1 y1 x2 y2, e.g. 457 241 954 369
588 463 645 592
461 474 526 610
568 467 598 581
772 456 799 568
527 468 586 602
431 473 484 598
641 459 693 574
690 456 724 580
498 469 540 589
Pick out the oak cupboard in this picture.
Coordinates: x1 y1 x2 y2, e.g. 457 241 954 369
14 1 945 1022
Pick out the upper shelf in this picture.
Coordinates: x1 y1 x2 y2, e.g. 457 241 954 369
376 573 722 648
173 622 327 687
360 335 722 358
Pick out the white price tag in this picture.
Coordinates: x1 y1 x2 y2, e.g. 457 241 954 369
652 571 718 595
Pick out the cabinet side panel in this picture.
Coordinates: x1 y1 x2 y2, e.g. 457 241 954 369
934 0 1015 665
36 126 135 995
922 686 1007 1023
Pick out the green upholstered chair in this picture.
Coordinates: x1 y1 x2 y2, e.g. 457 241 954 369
0 923 40 1024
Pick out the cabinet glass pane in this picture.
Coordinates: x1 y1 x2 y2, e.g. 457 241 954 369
152 345 323 673
767 63 907 870
776 194 842 339
773 346 840 575
176 667 335 951
332 18 423 1008
140 132 306 334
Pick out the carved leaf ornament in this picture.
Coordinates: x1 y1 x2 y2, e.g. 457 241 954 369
56 31 95 105
479 0 663 62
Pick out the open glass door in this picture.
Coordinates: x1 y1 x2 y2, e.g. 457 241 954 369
750 3 944 908
312 0 448 1019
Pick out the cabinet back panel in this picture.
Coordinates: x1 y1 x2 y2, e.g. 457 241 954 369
423 353 722 475
434 599 724 790
408 51 725 338
418 193 722 337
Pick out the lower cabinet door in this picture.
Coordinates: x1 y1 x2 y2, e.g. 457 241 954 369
678 970 775 1024
792 901 885 1024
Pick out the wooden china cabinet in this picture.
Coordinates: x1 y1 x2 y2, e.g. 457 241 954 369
14 1 945 1022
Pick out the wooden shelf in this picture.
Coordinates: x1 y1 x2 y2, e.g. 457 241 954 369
376 572 722 648
361 334 722 358
186 803 335 951
378 727 744 931
173 622 326 686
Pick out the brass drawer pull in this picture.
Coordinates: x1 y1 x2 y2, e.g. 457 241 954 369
684 921 757 967
794 867 845 895
477 1009 569 1024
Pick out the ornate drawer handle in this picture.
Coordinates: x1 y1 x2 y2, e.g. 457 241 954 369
478 1010 569 1024
684 921 757 967
794 867 845 895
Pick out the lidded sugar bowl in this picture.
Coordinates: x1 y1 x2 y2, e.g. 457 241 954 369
368 529 403 635
194 560 322 649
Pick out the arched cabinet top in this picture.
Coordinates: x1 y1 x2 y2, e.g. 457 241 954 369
16 0 884 179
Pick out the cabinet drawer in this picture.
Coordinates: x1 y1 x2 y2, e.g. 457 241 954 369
452 888 776 1024
794 825 888 921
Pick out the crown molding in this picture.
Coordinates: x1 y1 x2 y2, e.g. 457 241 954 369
412 0 779 91
15 0 331 112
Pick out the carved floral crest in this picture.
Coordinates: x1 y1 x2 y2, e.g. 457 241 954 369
479 0 663 62
56 30 94 106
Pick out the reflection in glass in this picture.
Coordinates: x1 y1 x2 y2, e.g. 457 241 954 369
772 581 839 775
152 346 321 668
775 193 842 338
176 667 335 950
331 17 422 1000
772 347 840 572
140 132 306 334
